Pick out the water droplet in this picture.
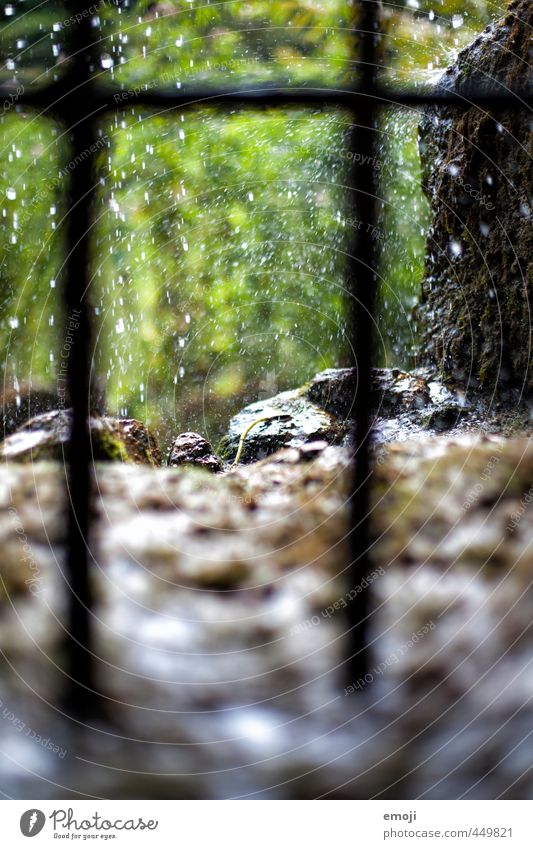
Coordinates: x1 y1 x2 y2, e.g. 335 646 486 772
8 317 18 329
6 188 16 200
115 318 125 334
449 240 463 258
4 4 15 16
452 14 463 29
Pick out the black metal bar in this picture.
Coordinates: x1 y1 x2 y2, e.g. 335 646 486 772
344 0 381 685
62 6 97 715
3 81 531 114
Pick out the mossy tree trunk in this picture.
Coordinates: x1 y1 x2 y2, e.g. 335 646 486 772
418 0 532 398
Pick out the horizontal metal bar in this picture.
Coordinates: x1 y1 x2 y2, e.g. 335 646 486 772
2 81 531 115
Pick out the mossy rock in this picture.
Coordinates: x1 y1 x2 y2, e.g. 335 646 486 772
219 367 437 464
218 388 346 464
1 410 161 465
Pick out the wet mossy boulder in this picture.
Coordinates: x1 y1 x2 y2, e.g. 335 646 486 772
219 367 437 464
418 0 533 397
114 418 162 465
218 388 344 464
308 367 431 417
1 410 161 465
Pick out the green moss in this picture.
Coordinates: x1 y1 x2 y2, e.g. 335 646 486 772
92 428 130 463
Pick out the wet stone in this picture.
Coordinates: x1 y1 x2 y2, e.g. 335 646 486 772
220 367 470 464
168 432 223 473
111 418 162 466
0 409 161 465
218 390 345 465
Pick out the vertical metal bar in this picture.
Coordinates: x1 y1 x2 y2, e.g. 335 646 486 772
345 0 381 684
63 8 96 714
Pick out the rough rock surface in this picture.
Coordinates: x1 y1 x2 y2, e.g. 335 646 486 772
218 387 344 464
0 435 532 798
220 367 478 463
168 431 223 472
114 417 162 465
418 0 533 396
0 410 161 465
308 367 432 417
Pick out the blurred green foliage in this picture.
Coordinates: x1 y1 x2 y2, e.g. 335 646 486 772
93 107 351 447
0 0 505 447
